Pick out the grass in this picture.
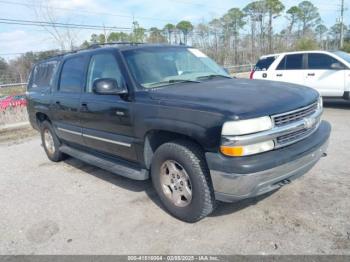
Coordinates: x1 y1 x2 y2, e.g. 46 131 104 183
0 86 26 96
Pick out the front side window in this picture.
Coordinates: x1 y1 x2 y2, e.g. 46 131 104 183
308 53 344 70
122 47 229 88
59 56 86 93
30 60 59 90
277 54 303 70
86 53 124 93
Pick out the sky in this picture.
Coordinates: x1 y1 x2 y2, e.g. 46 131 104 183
0 0 348 59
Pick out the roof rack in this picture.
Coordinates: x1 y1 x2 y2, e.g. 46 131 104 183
42 42 149 61
88 42 145 49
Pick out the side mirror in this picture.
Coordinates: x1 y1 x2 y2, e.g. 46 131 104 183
93 78 127 95
330 62 345 70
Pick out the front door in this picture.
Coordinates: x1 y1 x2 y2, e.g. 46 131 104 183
304 53 346 97
79 51 137 162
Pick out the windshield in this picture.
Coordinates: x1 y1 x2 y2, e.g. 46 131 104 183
332 51 350 64
122 47 230 88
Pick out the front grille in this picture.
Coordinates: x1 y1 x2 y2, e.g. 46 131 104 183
272 101 321 148
277 128 313 145
273 102 318 127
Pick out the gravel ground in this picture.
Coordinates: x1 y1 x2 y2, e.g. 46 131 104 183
0 99 349 255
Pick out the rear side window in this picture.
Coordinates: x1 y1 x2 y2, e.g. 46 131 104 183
254 56 276 71
308 53 343 70
30 60 58 90
277 54 303 70
59 56 86 93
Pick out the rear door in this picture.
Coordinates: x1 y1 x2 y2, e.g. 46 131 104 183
79 51 137 162
304 53 346 97
251 56 277 80
51 55 88 145
273 53 305 85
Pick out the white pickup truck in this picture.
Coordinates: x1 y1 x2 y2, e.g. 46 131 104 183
251 50 350 100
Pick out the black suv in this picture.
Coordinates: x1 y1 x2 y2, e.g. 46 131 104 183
27 44 331 222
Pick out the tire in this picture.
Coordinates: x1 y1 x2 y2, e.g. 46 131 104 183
151 140 216 222
40 120 66 162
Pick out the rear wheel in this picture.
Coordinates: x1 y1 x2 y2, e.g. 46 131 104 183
151 140 216 222
40 121 66 162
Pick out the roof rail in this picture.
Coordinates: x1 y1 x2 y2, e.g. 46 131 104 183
42 42 146 61
88 42 145 49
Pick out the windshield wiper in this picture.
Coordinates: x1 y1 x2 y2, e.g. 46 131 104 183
196 74 232 80
147 79 201 87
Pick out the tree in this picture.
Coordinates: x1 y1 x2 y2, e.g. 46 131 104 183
330 23 348 47
131 21 146 43
176 21 194 44
265 0 285 53
295 37 318 50
107 32 130 42
315 24 328 47
194 23 210 49
208 18 223 62
297 1 320 35
163 23 175 43
243 1 263 61
286 6 301 34
221 8 246 64
31 0 80 50
148 27 166 43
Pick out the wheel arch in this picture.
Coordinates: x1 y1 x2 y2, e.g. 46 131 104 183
143 129 205 169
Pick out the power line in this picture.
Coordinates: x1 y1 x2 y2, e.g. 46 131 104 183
0 18 132 31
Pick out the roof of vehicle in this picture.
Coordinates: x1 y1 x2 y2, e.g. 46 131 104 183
260 50 338 59
38 43 189 63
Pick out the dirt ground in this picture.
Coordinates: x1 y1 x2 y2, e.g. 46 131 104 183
0 99 349 255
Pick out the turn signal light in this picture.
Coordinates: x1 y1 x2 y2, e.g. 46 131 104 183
220 146 244 157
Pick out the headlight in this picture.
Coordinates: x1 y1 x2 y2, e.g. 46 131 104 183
221 116 273 136
220 140 274 157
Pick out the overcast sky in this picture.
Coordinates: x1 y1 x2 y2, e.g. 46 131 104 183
0 0 347 58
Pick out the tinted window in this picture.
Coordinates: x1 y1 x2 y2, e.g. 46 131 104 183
30 60 58 90
277 54 303 70
59 56 86 93
254 56 276 71
86 53 124 92
308 53 343 70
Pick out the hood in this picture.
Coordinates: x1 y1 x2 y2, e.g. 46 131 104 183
149 78 319 120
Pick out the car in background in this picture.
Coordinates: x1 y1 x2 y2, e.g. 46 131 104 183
251 51 350 100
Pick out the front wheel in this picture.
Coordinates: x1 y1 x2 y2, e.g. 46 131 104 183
151 140 216 222
40 121 66 162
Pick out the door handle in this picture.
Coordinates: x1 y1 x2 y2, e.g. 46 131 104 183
54 101 61 108
308 73 315 76
276 74 283 77
80 103 89 112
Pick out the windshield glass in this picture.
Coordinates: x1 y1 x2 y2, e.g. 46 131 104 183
122 47 230 88
332 51 350 64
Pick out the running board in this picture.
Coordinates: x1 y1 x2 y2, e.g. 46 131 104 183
59 145 149 180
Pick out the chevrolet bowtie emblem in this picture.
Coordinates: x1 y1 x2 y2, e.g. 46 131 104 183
304 117 316 129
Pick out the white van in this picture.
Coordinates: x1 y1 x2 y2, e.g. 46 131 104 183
251 51 350 100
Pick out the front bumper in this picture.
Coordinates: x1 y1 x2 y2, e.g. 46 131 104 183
206 121 331 202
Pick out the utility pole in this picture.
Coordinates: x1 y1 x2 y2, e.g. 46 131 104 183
340 0 345 48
